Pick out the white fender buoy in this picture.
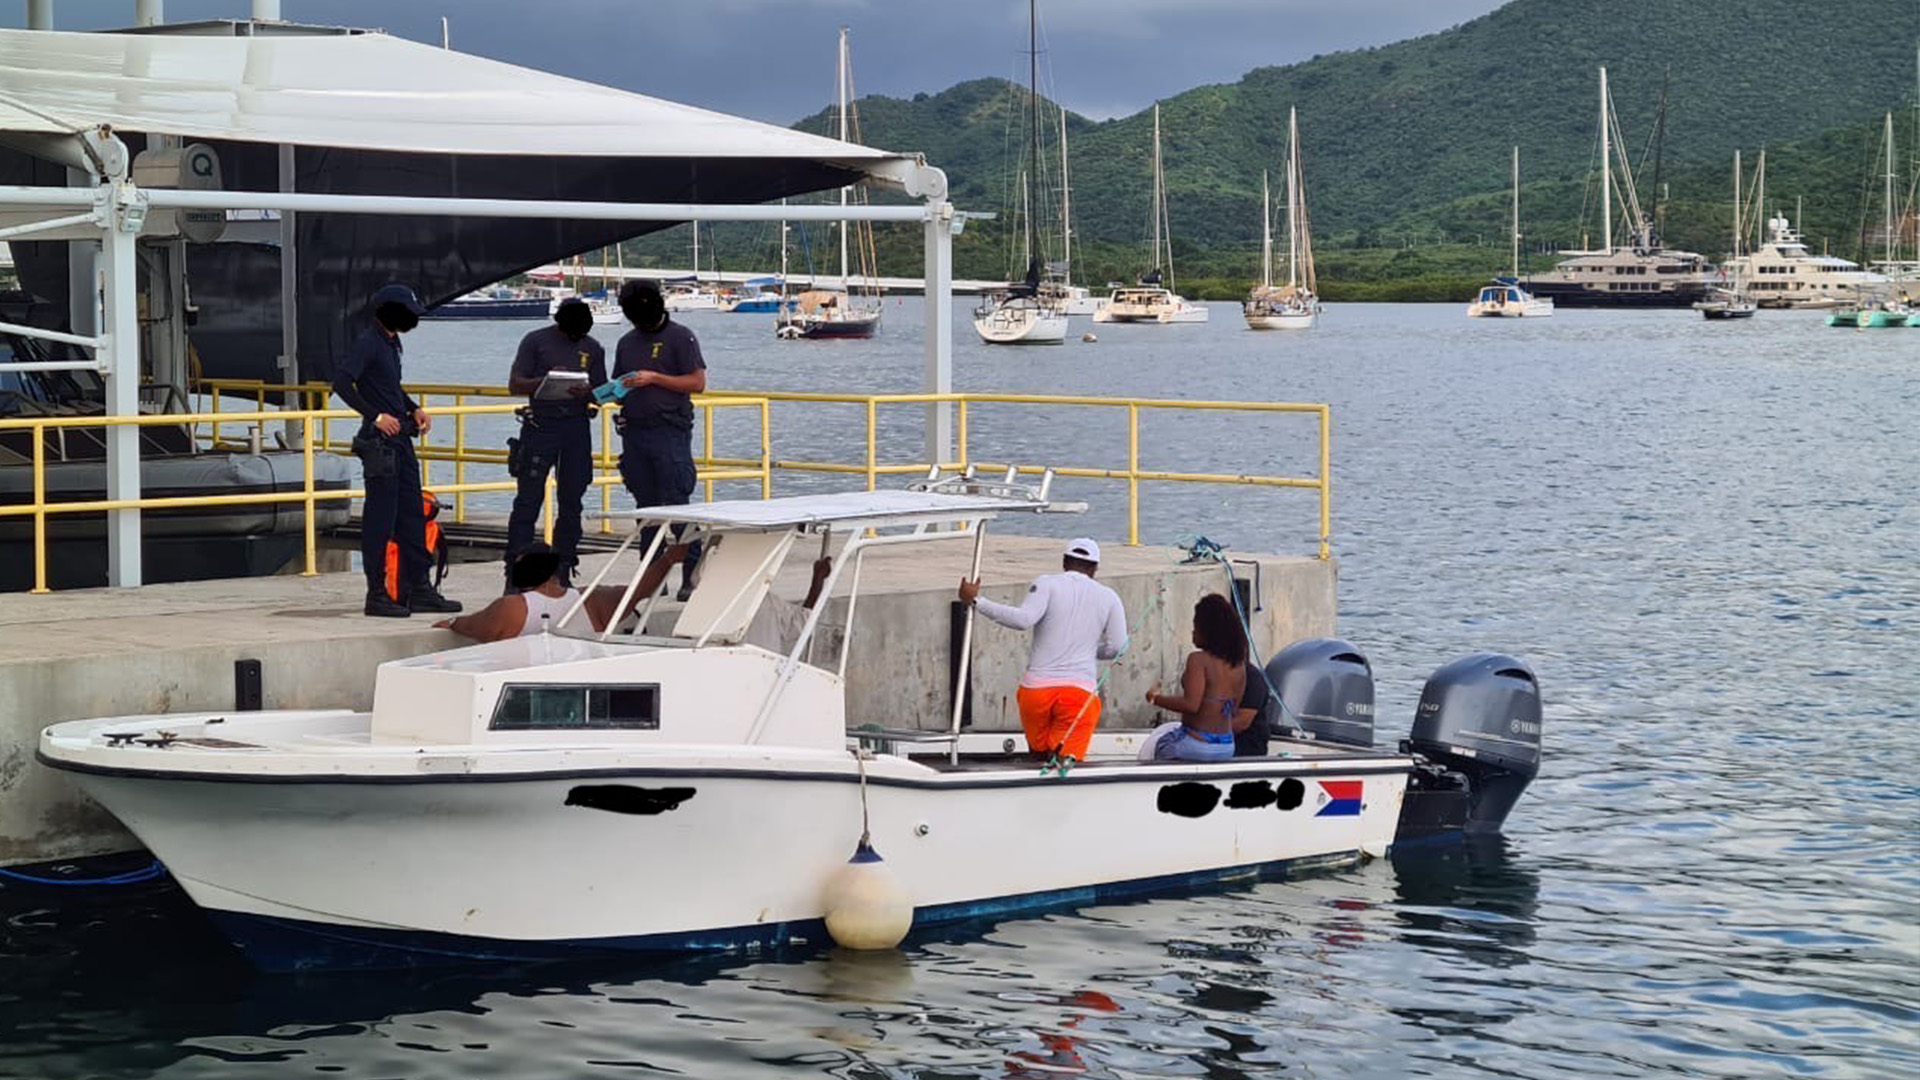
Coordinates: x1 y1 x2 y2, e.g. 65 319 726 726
1081 332 1098 343
822 841 913 950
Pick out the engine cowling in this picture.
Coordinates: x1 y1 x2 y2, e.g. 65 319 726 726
1404 653 1541 835
1263 637 1375 748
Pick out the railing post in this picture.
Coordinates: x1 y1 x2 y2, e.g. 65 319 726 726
210 385 221 445
301 411 317 576
760 399 772 499
453 393 467 523
600 406 614 534
703 402 715 503
1127 403 1141 546
1319 404 1332 560
418 393 431 489
957 398 969 470
30 423 48 593
544 473 556 543
864 398 878 492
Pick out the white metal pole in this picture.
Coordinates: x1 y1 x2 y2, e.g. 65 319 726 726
65 168 95 344
923 201 954 466
278 143 302 447
251 0 281 20
101 183 144 586
134 0 161 26
838 27 850 292
27 0 52 30
1600 67 1613 253
1059 108 1072 289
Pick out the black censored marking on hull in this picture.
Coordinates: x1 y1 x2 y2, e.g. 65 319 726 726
1158 782 1222 818
565 785 696 815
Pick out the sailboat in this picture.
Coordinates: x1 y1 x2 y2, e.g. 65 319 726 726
1096 104 1208 324
777 27 883 341
974 0 1070 346
1695 150 1757 319
1245 108 1320 330
1467 147 1554 318
1053 108 1106 317
665 223 721 312
1828 112 1918 328
1526 68 1711 308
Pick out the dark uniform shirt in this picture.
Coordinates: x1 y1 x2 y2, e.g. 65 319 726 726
333 327 418 434
1233 661 1271 757
611 320 705 432
512 326 607 420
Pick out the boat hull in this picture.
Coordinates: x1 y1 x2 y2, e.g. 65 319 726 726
1245 311 1317 330
422 298 549 320
1466 300 1553 318
973 306 1068 344
52 754 1406 972
1523 281 1707 309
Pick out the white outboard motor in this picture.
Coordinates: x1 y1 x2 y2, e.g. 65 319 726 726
1263 637 1375 747
1400 653 1541 837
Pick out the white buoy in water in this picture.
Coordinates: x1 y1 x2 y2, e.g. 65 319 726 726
1081 332 1098 343
822 841 913 950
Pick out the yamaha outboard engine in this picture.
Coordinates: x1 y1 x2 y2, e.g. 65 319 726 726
1398 653 1541 839
1263 638 1375 747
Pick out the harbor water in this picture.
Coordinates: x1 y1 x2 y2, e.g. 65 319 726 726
4 302 1914 1078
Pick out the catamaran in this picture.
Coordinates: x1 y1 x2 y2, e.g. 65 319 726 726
1246 109 1320 330
973 0 1070 346
777 27 883 341
1467 147 1553 319
38 472 1542 971
1096 104 1208 324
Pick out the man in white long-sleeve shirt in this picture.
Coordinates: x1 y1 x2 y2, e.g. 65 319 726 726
958 537 1128 765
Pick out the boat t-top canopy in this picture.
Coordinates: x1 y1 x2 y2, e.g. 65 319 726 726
612 488 1063 533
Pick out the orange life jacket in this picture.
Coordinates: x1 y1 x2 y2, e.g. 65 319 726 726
384 491 448 601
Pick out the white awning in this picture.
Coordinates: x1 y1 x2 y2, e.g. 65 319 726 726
0 28 903 168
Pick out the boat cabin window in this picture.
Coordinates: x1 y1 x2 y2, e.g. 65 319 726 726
490 684 660 731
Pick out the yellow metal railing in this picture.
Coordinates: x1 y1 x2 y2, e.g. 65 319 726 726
198 379 1332 557
2 396 772 594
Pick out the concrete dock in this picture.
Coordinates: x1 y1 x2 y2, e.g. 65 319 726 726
0 538 1335 865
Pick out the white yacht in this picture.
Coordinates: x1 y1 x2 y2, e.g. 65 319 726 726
1466 147 1552 318
1246 109 1322 330
1724 215 1885 309
33 475 1544 971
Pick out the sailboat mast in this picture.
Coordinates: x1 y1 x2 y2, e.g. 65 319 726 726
1026 0 1038 279
1600 66 1613 253
1151 103 1163 277
1885 111 1896 266
837 26 849 291
1261 170 1272 289
1059 107 1072 288
1510 145 1520 278
1732 149 1742 262
692 221 700 284
1286 108 1299 289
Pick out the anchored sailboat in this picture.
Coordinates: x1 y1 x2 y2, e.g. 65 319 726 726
1468 147 1553 318
1096 104 1208 324
1695 150 1757 319
973 0 1069 346
777 27 884 341
1246 108 1320 330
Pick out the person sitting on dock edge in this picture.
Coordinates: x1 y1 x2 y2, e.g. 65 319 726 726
504 297 607 590
332 283 462 619
1143 594 1248 763
611 280 706 601
958 538 1127 768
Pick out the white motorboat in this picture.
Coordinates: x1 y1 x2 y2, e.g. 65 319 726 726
664 282 720 313
1247 110 1323 330
37 475 1542 971
1466 148 1553 319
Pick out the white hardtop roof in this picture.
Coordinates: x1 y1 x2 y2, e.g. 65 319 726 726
619 489 1051 531
0 28 900 164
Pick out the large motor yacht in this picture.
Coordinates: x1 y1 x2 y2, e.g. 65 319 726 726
1722 215 1886 309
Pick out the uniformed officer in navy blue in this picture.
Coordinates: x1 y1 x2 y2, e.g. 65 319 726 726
505 297 607 586
611 280 706 599
332 283 463 619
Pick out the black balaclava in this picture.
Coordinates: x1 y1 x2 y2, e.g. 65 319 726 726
375 302 421 334
619 281 667 330
553 299 593 339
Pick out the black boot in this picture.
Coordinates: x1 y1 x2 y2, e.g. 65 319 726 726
406 583 463 614
365 588 411 618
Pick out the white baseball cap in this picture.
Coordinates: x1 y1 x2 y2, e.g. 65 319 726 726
1064 537 1101 563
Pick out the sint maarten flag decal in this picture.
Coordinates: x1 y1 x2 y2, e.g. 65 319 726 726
1315 780 1363 817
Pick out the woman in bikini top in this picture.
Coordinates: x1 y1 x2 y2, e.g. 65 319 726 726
1146 594 1248 746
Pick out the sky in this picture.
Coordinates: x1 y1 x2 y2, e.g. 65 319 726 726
12 0 1508 123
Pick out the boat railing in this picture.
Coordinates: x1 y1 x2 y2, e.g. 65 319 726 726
2 379 1334 592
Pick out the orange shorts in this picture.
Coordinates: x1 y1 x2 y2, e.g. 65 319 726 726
1017 685 1102 762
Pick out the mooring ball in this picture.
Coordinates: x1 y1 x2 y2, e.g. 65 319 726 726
822 843 913 950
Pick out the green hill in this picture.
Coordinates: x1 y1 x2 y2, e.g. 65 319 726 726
630 0 1919 292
